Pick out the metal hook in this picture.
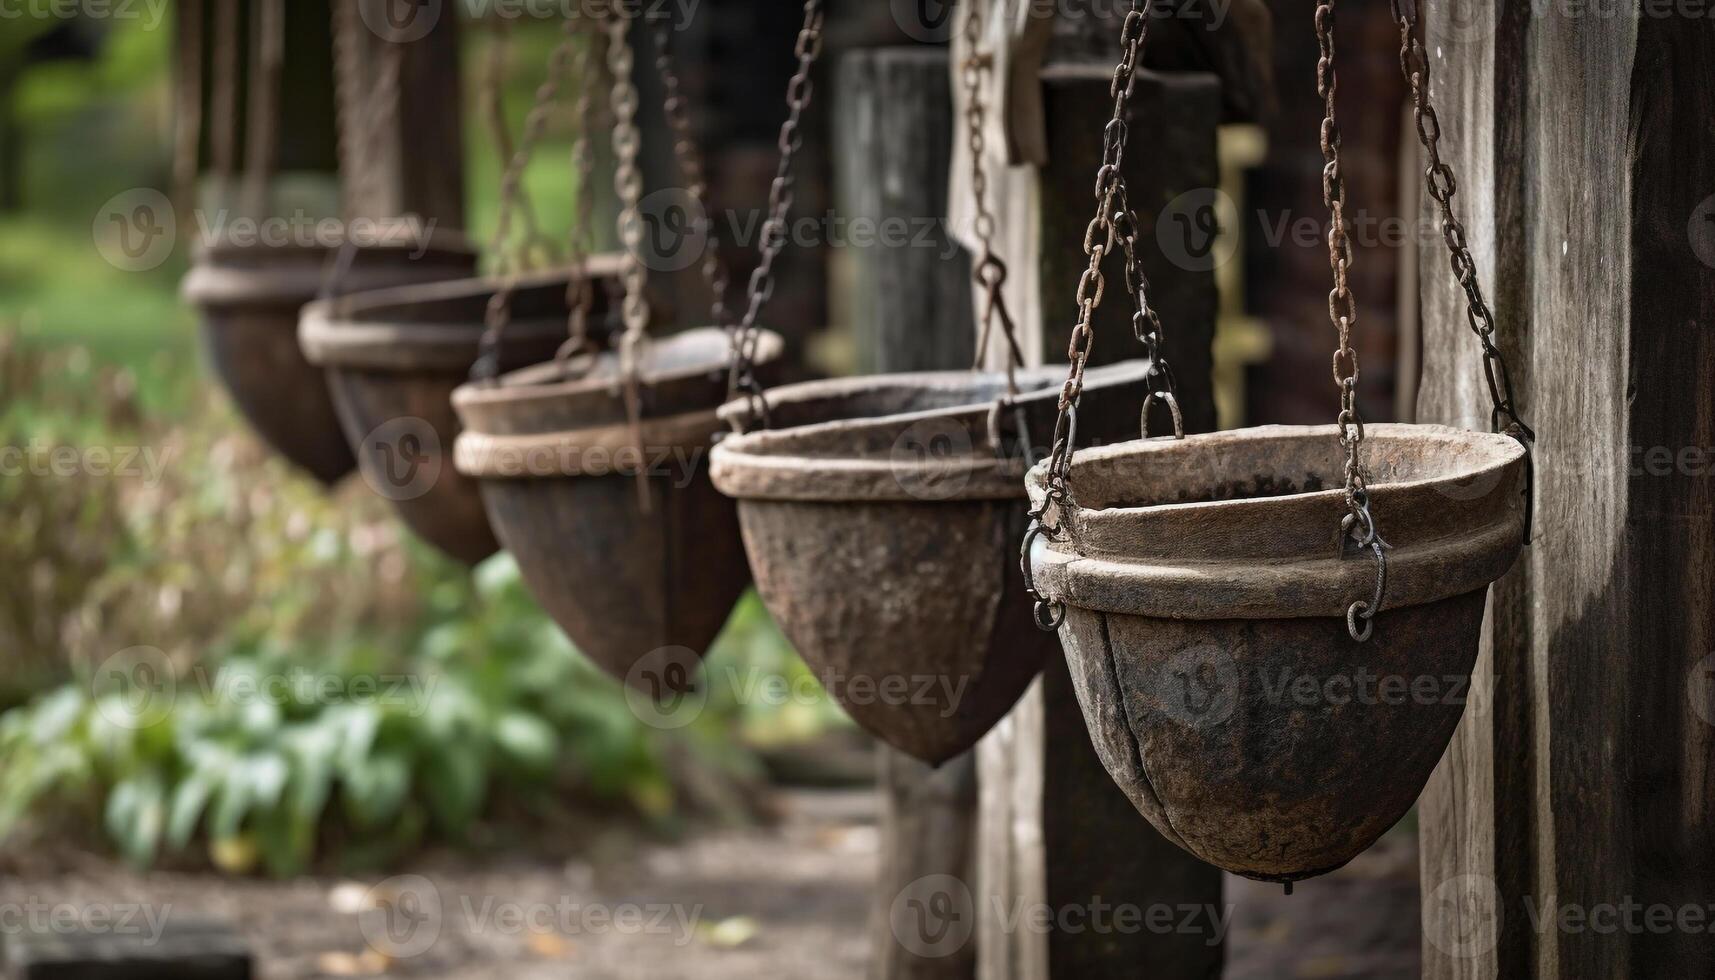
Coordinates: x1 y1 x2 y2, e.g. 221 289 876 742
1020 521 1066 633
988 398 1035 465
1141 390 1185 441
1343 535 1387 644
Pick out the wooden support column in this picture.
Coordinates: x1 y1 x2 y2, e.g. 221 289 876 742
833 47 979 980
336 0 465 227
1416 8 1715 979
970 57 1225 980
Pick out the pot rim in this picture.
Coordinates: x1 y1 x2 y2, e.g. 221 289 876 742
297 258 625 372
451 327 782 479
182 234 478 309
709 361 1153 503
1026 424 1528 619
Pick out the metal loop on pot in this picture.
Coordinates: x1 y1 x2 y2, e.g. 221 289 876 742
988 398 1034 466
1340 504 1389 643
724 374 772 436
1141 391 1185 441
1021 521 1066 632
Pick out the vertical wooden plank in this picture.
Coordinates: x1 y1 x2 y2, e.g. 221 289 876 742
338 0 465 227
973 61 1226 980
835 48 975 376
1414 5 1534 978
1419 8 1715 980
833 47 977 980
1620 13 1715 979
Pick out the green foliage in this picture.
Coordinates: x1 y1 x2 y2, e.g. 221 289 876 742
0 544 783 876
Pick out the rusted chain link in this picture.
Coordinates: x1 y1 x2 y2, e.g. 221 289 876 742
556 18 606 374
651 19 732 330
1317 0 1387 642
606 11 654 512
726 0 827 431
961 2 1025 394
1026 0 1177 632
962 0 1034 460
1391 0 1536 541
473 17 584 382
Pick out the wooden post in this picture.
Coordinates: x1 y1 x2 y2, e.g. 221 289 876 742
968 52 1226 980
336 0 465 227
1416 8 1715 979
833 47 979 980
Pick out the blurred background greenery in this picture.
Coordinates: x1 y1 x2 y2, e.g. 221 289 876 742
0 12 845 877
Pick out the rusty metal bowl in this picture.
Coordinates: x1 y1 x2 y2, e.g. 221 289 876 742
299 259 627 566
707 361 1152 765
1025 424 1528 882
182 238 476 485
451 328 783 686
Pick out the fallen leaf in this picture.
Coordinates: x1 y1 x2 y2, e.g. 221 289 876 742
527 933 575 959
701 916 759 949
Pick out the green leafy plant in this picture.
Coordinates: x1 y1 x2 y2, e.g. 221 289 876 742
0 556 782 876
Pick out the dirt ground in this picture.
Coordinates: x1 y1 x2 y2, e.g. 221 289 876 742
0 789 1421 979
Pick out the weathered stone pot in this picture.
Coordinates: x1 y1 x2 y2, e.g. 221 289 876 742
182 239 476 485
299 259 626 566
708 361 1152 765
1025 424 1528 882
451 328 783 686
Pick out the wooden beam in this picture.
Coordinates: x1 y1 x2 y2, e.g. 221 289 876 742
336 0 465 227
832 47 978 980
1417 8 1715 979
969 49 1226 980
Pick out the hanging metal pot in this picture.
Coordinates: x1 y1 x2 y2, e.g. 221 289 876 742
1024 424 1525 881
182 238 476 485
710 361 1151 765
299 261 626 564
451 327 783 684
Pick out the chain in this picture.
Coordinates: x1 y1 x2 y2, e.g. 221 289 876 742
651 19 732 330
605 11 655 512
961 2 1025 396
1391 0 1535 540
472 17 584 382
242 0 285 219
607 12 650 362
1025 0 1172 632
726 0 827 430
556 17 605 374
1316 0 1388 642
